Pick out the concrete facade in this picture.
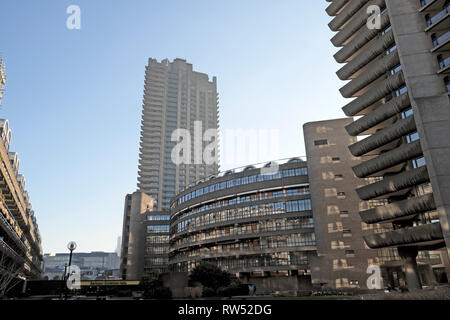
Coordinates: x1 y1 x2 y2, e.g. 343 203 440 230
138 58 219 210
168 148 442 291
0 60 43 295
325 0 450 290
169 159 315 293
304 118 382 289
120 191 154 280
121 58 221 278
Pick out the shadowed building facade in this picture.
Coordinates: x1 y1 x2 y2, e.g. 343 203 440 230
0 60 43 295
304 118 441 289
325 0 450 290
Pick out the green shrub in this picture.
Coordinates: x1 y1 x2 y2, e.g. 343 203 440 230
189 263 231 290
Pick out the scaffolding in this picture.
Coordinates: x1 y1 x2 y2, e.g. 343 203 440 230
0 238 25 296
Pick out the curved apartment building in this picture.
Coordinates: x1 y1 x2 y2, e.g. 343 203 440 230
169 159 316 286
326 0 450 289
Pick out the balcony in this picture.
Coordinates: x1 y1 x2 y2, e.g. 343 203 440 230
425 3 450 32
438 55 450 73
0 237 25 265
344 93 411 136
431 30 450 52
363 222 444 250
348 115 416 156
352 140 423 178
420 0 448 12
359 193 436 224
355 166 429 200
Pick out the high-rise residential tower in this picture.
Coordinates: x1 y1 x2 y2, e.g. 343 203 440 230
120 58 219 279
138 58 219 210
325 0 450 290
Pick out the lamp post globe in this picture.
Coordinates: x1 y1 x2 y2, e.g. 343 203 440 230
67 241 77 251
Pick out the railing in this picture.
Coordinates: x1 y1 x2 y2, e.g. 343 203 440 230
426 4 450 27
420 0 434 8
0 237 24 264
433 30 450 46
0 210 27 253
439 56 450 68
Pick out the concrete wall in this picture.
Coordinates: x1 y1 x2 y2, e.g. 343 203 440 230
304 118 380 289
120 192 154 280
386 0 450 275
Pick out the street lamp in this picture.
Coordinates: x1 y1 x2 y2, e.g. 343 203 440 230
64 241 77 300
67 241 77 270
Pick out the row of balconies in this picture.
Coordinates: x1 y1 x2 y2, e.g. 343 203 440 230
168 245 316 265
327 0 445 252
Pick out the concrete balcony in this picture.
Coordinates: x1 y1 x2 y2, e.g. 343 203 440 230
431 30 450 53
334 12 390 63
359 193 436 224
331 1 387 47
353 140 423 178
420 0 448 13
355 166 429 200
340 51 400 98
345 93 410 136
337 30 395 80
342 71 405 116
363 222 444 250
326 0 349 16
329 0 370 31
425 3 450 32
348 115 416 156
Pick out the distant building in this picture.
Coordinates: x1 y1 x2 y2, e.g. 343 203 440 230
115 236 121 258
43 252 120 281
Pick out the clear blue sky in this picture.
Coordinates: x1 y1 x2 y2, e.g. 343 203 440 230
0 0 347 253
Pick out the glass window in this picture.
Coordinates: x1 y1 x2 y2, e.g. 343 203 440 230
314 139 328 146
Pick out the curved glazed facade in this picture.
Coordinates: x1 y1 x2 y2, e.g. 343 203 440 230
326 0 450 289
169 159 316 276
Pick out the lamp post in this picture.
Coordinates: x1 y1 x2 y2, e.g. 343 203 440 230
64 241 77 300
